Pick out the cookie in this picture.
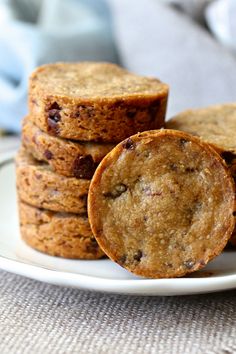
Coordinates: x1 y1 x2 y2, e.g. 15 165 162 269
19 201 104 259
88 129 235 278
16 148 90 213
166 104 236 164
29 62 168 142
22 117 114 179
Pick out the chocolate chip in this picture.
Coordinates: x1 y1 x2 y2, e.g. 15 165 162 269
48 109 61 123
126 109 136 118
44 150 53 160
180 138 188 147
104 184 127 198
233 211 236 217
73 155 96 179
170 163 178 171
185 167 195 173
47 117 60 135
122 138 135 150
49 102 61 111
183 259 195 269
118 255 127 265
133 250 142 262
47 103 62 135
221 151 236 165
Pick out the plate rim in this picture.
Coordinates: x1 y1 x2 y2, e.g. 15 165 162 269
1 252 236 296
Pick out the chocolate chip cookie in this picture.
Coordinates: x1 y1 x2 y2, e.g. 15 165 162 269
88 129 235 278
166 104 236 245
22 117 114 179
166 104 236 163
16 148 90 213
19 201 104 259
29 62 168 142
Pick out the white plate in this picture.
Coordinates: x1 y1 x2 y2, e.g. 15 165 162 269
1 152 236 296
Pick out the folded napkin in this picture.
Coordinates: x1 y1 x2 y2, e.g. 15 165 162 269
0 0 118 132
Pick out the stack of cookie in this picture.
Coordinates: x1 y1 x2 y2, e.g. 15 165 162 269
16 62 169 259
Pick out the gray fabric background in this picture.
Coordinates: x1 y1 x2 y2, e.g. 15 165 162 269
107 0 236 117
1 270 236 354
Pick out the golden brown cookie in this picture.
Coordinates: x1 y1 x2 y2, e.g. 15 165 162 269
22 117 114 179
88 129 235 278
19 201 104 259
29 62 168 142
166 104 236 245
166 104 236 164
16 148 90 213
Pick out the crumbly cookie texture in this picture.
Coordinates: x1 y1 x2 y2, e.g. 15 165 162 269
19 201 104 259
166 104 236 163
29 62 168 142
88 129 235 279
22 117 114 179
16 148 90 213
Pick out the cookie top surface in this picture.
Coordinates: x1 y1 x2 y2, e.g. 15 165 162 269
30 62 168 100
166 104 236 154
88 129 235 278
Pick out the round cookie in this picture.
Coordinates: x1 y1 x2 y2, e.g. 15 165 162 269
22 117 114 179
29 62 168 142
166 104 236 163
16 148 90 213
19 201 104 259
88 129 235 278
166 104 236 245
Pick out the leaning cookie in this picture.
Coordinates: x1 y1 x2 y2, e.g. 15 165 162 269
88 129 235 279
29 62 168 142
16 148 90 213
22 117 114 179
166 104 236 245
166 104 236 165
19 201 104 259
